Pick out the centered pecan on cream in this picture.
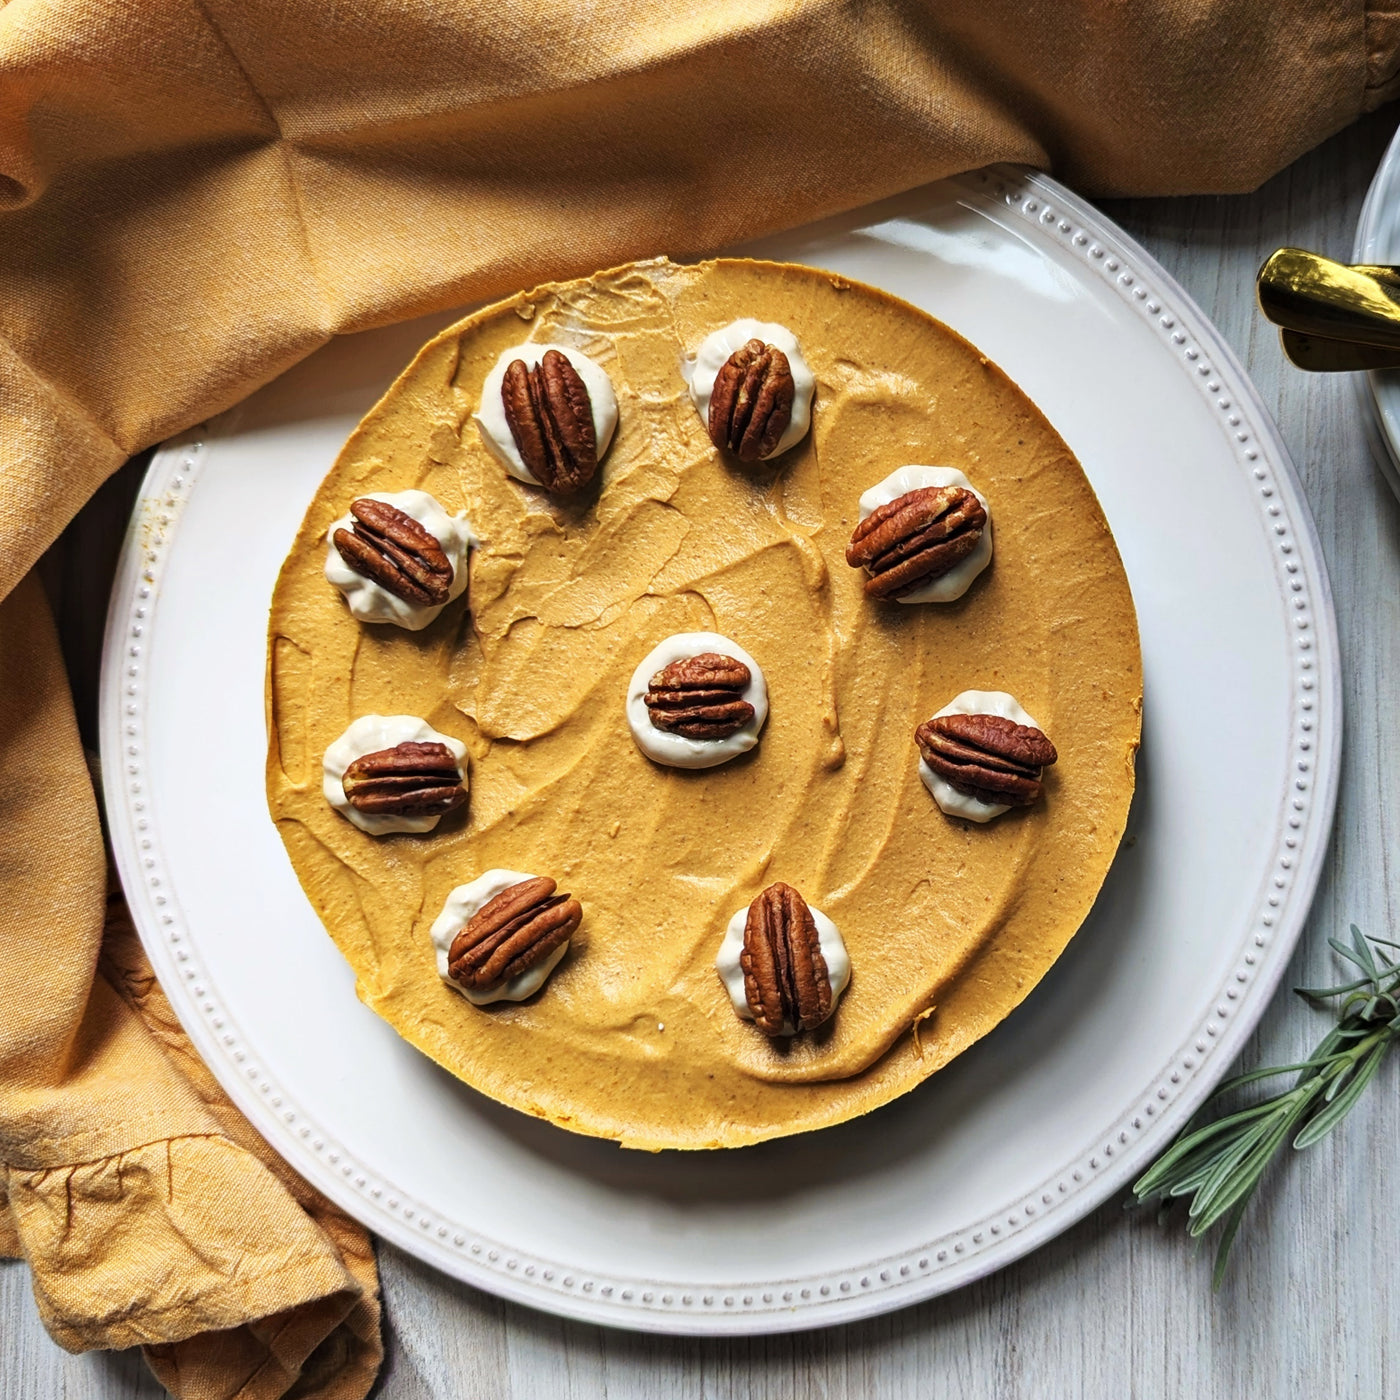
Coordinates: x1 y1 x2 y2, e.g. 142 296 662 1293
740 882 832 1036
333 498 454 606
501 349 598 495
644 652 755 740
846 486 987 599
447 876 582 993
707 338 795 462
915 713 1057 807
341 741 467 818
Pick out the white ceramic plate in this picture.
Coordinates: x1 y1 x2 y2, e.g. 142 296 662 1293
1353 122 1400 497
101 167 1338 1334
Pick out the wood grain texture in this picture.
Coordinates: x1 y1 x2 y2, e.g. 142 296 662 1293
6 105 1399 1399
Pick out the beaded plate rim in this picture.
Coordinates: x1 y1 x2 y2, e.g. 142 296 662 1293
100 165 1340 1334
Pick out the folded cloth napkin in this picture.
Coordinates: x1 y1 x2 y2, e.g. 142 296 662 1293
0 573 381 1399
0 2 1396 1395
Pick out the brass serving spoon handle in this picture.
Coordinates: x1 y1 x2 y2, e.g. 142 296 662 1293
1279 328 1400 373
1258 248 1400 352
1351 263 1400 288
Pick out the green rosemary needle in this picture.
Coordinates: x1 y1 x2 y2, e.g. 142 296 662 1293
1132 924 1400 1286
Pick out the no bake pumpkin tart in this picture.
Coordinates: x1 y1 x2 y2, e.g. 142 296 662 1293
266 256 1141 1150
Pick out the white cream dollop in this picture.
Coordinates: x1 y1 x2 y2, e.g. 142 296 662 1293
684 319 815 459
324 489 475 631
430 868 571 1006
716 897 851 1036
919 689 1044 824
474 343 619 487
856 466 993 603
322 714 468 836
625 631 768 770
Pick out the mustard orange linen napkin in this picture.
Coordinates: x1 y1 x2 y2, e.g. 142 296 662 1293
0 574 380 1399
1 3 1396 1396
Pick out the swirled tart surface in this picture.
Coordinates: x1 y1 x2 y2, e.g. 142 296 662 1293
266 257 1141 1150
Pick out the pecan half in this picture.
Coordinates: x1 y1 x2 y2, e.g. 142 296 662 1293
341 741 467 818
740 882 832 1036
644 652 755 740
447 875 582 992
708 338 796 462
501 349 598 494
333 498 455 606
915 713 1057 807
846 486 987 599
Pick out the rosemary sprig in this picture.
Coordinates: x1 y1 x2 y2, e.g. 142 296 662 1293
1132 924 1400 1286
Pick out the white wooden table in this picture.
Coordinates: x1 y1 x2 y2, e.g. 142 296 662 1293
7 107 1400 1399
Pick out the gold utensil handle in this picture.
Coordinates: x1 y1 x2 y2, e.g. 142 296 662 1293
1258 247 1400 351
1351 263 1400 288
1279 328 1400 372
